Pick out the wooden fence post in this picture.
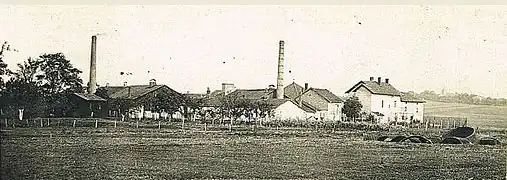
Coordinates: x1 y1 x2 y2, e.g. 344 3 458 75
158 121 161 129
47 118 50 126
136 121 139 128
73 119 76 128
229 119 232 132
115 120 117 128
4 119 7 128
40 118 43 127
95 119 98 128
182 118 185 129
205 123 207 132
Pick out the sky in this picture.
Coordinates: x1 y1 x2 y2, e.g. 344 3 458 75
1 5 506 98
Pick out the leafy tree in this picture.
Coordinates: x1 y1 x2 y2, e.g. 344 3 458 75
0 79 45 118
1 53 84 118
342 96 363 121
153 91 185 118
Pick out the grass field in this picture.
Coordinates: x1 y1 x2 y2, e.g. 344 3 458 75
1 125 505 179
424 100 507 129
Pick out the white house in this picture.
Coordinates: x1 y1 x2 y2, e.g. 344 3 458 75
345 77 425 124
267 99 311 120
400 92 426 123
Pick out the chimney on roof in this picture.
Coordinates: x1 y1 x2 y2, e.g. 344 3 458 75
304 83 309 90
106 83 109 87
123 81 127 87
149 79 156 86
268 84 276 89
87 35 98 94
206 87 211 95
377 77 381 84
370 77 374 81
385 78 389 84
276 40 285 99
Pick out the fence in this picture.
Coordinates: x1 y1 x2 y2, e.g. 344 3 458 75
0 117 391 132
0 116 468 132
420 116 468 129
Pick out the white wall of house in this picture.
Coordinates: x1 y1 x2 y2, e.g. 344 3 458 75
351 86 372 114
370 94 402 124
400 102 424 122
327 103 343 121
273 101 308 120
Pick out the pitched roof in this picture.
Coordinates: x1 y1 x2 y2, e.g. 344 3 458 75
299 100 318 113
262 98 291 108
73 93 106 101
284 82 305 99
227 89 276 100
102 85 180 100
345 81 402 96
400 92 426 103
209 90 224 97
312 88 343 103
184 93 208 99
293 88 343 104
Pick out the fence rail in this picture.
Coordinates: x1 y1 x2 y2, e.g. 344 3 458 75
421 116 468 129
0 116 469 132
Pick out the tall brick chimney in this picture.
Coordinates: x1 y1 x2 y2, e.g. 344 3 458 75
276 40 285 99
87 35 97 94
377 77 381 84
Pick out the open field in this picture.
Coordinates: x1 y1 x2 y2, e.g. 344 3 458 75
1 125 505 179
425 100 507 129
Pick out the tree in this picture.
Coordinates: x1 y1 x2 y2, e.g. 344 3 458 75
1 53 84 118
342 96 363 121
0 78 44 118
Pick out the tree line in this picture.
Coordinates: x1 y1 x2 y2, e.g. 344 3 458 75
412 90 507 106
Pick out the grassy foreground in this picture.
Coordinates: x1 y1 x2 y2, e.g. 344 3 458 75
1 127 505 179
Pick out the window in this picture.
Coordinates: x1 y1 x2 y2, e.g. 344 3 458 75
416 108 419 113
381 100 384 108
404 107 407 111
394 101 397 108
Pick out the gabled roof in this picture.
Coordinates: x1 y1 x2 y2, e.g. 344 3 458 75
294 88 343 103
262 98 291 108
345 81 402 96
299 100 318 113
209 90 224 97
184 93 208 99
73 93 106 101
227 88 276 100
284 82 305 99
400 92 426 103
102 85 181 100
312 88 343 103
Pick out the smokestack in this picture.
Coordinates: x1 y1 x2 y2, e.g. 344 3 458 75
88 35 98 94
385 78 389 84
370 77 374 81
377 77 381 84
304 83 309 90
276 40 285 99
